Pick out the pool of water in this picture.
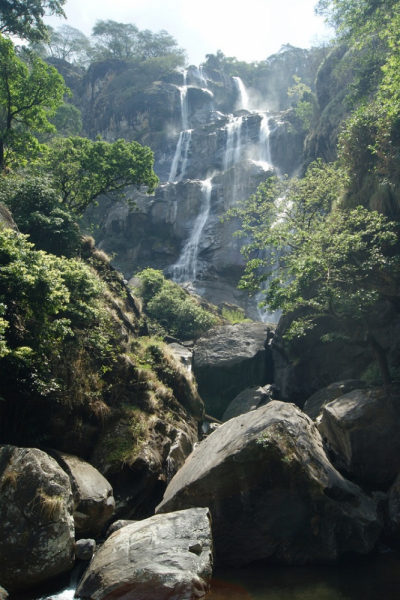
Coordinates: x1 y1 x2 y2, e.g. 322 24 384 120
208 552 400 600
11 551 400 600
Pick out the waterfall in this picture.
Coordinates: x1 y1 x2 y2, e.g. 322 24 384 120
172 179 212 282
179 69 189 130
169 130 192 182
224 116 243 171
197 66 208 88
258 113 272 167
233 77 249 111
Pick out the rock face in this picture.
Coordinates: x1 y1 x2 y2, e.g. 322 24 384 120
47 450 115 538
222 384 275 422
319 386 400 484
0 446 75 591
386 473 400 541
303 380 367 420
193 322 274 419
75 60 304 318
76 508 214 600
156 402 381 566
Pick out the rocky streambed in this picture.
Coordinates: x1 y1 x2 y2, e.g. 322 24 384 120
2 321 400 599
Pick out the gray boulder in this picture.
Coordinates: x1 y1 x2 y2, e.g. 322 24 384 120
222 384 275 422
76 508 213 600
0 587 8 600
105 519 137 539
303 380 367 420
0 446 75 591
156 402 381 566
47 450 115 538
193 322 274 419
319 386 400 484
75 539 96 561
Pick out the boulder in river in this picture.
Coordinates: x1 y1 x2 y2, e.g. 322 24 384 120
47 450 115 538
76 507 213 599
319 386 400 484
0 446 75 591
156 402 381 565
193 322 274 419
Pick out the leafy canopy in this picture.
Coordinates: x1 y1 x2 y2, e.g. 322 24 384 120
0 35 68 168
227 161 399 343
0 0 65 42
38 136 159 214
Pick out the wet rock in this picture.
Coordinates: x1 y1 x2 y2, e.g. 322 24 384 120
303 380 367 421
75 539 96 561
76 508 213 600
193 322 274 419
0 587 8 600
47 450 115 538
156 402 381 566
222 384 276 422
168 342 193 372
0 446 75 591
319 386 400 484
385 474 400 542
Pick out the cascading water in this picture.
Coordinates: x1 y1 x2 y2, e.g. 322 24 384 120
223 116 243 171
258 113 272 167
233 76 249 111
169 129 192 182
172 178 212 283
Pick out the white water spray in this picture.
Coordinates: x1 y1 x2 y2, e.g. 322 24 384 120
169 130 192 182
233 77 249 111
258 113 272 166
224 116 243 171
172 178 212 282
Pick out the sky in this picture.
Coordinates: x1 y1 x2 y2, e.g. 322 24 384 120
45 0 333 65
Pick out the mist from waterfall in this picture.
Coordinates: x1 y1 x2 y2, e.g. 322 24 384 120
172 179 212 283
224 116 243 171
233 77 249 111
258 113 272 167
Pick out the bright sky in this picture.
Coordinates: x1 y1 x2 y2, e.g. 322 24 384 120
45 0 333 65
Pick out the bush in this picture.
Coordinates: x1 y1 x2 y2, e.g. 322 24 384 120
0 174 80 257
136 269 217 339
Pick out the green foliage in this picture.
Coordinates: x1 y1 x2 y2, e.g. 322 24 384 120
90 19 186 65
31 24 91 64
0 35 68 168
137 268 217 340
49 103 82 137
0 173 80 256
361 362 400 385
221 307 251 324
288 76 319 132
37 136 158 214
228 161 399 346
0 0 66 42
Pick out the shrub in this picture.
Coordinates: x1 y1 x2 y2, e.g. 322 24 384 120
136 269 217 340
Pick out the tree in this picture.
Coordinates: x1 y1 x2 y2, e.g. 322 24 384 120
0 174 80 257
228 161 400 385
137 29 185 61
91 20 140 61
31 24 91 65
0 35 68 169
0 0 66 42
38 136 159 214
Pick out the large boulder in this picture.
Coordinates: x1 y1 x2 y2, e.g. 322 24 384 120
47 450 115 538
222 385 275 422
303 380 367 421
156 402 381 566
76 508 214 600
0 446 75 591
319 386 400 484
193 322 274 419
